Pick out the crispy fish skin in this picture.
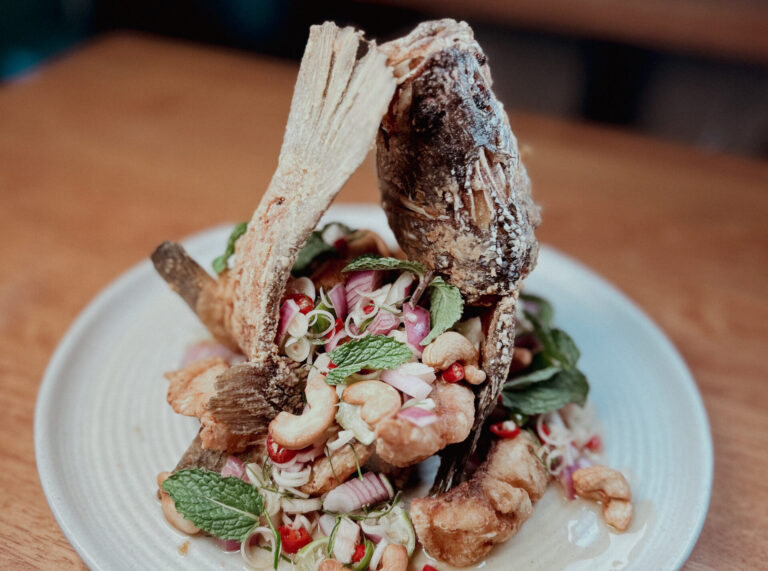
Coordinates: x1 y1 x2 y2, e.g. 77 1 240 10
230 24 396 360
151 242 239 351
410 433 548 567
165 355 304 451
153 24 395 457
377 19 540 304
205 356 305 450
378 20 540 491
432 295 517 492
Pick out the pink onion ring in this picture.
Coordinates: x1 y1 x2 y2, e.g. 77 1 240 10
403 303 430 350
381 369 433 400
328 283 347 321
397 406 439 427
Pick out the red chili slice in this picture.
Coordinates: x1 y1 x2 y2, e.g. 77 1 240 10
266 433 297 463
352 544 366 563
284 293 314 314
277 525 312 553
490 421 521 439
442 361 465 383
585 435 602 451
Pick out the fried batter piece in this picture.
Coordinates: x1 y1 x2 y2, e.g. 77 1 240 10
299 441 374 495
165 358 251 450
165 357 303 451
377 19 541 490
153 23 396 454
410 432 548 567
573 465 633 531
375 381 474 467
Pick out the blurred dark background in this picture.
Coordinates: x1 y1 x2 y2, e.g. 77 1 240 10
2 0 767 158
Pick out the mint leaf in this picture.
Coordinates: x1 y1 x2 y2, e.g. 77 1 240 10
502 369 588 415
520 292 554 327
552 329 580 367
342 255 426 277
503 365 562 390
293 231 336 276
212 222 248 274
161 469 264 541
421 277 464 345
525 312 579 369
326 335 413 384
502 292 591 416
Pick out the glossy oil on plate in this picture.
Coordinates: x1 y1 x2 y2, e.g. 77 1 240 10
35 204 712 571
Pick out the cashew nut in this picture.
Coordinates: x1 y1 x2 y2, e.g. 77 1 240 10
157 472 200 535
464 364 486 385
510 347 533 372
342 380 401 424
269 361 338 449
379 544 408 571
572 465 633 531
422 332 487 385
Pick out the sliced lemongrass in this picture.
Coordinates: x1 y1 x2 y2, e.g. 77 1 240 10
288 312 310 338
281 497 323 514
285 336 311 362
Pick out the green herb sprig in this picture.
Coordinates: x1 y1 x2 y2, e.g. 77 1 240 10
501 293 589 415
212 222 248 274
161 469 264 541
325 335 412 384
421 276 464 345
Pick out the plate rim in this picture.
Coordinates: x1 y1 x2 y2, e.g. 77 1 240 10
35 209 713 570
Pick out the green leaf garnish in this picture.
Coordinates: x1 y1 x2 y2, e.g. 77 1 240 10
326 335 413 384
292 222 353 276
520 292 554 327
292 231 336 276
421 276 464 345
502 369 588 414
161 469 264 541
212 222 247 274
342 254 426 277
503 364 562 390
502 293 590 416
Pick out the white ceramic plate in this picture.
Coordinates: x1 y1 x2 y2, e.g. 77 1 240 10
36 204 712 571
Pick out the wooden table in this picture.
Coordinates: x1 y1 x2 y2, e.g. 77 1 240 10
1 33 766 569
363 0 768 63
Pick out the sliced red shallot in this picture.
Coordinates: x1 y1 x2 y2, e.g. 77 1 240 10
216 538 242 551
559 464 577 500
324 327 347 352
346 270 381 312
328 283 348 321
220 455 246 480
323 473 393 513
383 272 414 306
381 369 433 400
397 406 439 427
319 514 337 536
360 519 385 543
277 299 300 346
403 303 430 350
367 310 399 336
396 362 436 384
294 444 325 463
